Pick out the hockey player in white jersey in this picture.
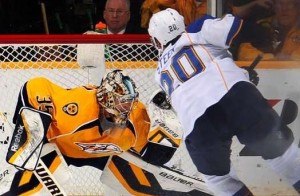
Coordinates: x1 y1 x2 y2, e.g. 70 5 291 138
148 8 300 196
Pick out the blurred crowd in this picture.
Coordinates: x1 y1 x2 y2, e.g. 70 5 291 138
226 0 300 61
0 0 207 34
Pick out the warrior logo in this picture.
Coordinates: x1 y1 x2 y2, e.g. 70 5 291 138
75 142 123 154
62 103 78 116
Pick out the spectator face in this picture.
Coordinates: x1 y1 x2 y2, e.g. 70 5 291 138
274 0 300 28
103 0 130 34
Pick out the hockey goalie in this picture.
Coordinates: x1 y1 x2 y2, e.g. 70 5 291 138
0 70 212 195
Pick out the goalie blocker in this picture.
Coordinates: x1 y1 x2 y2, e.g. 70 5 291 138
6 107 52 171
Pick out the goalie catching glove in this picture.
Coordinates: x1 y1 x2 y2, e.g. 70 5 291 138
140 90 183 166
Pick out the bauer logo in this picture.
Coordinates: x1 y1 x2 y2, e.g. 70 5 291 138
62 103 78 116
159 171 195 186
0 169 9 182
75 142 123 154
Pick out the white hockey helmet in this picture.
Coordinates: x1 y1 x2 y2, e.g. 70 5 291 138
97 70 138 125
148 8 185 50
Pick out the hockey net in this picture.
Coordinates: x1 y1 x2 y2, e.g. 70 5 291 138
0 34 200 195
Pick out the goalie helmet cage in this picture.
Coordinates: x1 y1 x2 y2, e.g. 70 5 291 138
0 35 200 196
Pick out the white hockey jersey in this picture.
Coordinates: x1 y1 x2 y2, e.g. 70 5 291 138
155 14 251 137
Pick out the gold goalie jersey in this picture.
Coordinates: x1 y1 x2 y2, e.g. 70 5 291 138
13 77 150 159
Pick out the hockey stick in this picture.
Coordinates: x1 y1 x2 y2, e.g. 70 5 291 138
0 112 67 196
242 54 263 86
249 54 263 70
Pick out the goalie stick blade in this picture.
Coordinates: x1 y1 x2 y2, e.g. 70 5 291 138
100 152 213 196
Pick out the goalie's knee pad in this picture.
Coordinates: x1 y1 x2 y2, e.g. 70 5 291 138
7 107 52 170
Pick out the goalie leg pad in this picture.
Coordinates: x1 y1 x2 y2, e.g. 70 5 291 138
6 107 52 170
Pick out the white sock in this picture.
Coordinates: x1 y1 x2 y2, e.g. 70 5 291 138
266 143 300 186
202 172 247 196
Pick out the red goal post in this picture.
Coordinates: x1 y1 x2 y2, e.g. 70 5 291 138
0 34 152 44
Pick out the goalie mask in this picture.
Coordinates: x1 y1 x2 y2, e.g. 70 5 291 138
97 70 138 125
148 8 185 53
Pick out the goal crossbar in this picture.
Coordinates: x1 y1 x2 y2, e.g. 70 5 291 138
0 34 151 44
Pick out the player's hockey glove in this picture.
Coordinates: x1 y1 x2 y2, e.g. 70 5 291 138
241 66 259 86
140 142 177 166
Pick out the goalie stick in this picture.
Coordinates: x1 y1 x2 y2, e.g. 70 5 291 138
0 112 67 196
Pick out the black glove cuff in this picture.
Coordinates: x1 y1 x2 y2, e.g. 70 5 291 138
141 142 176 166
